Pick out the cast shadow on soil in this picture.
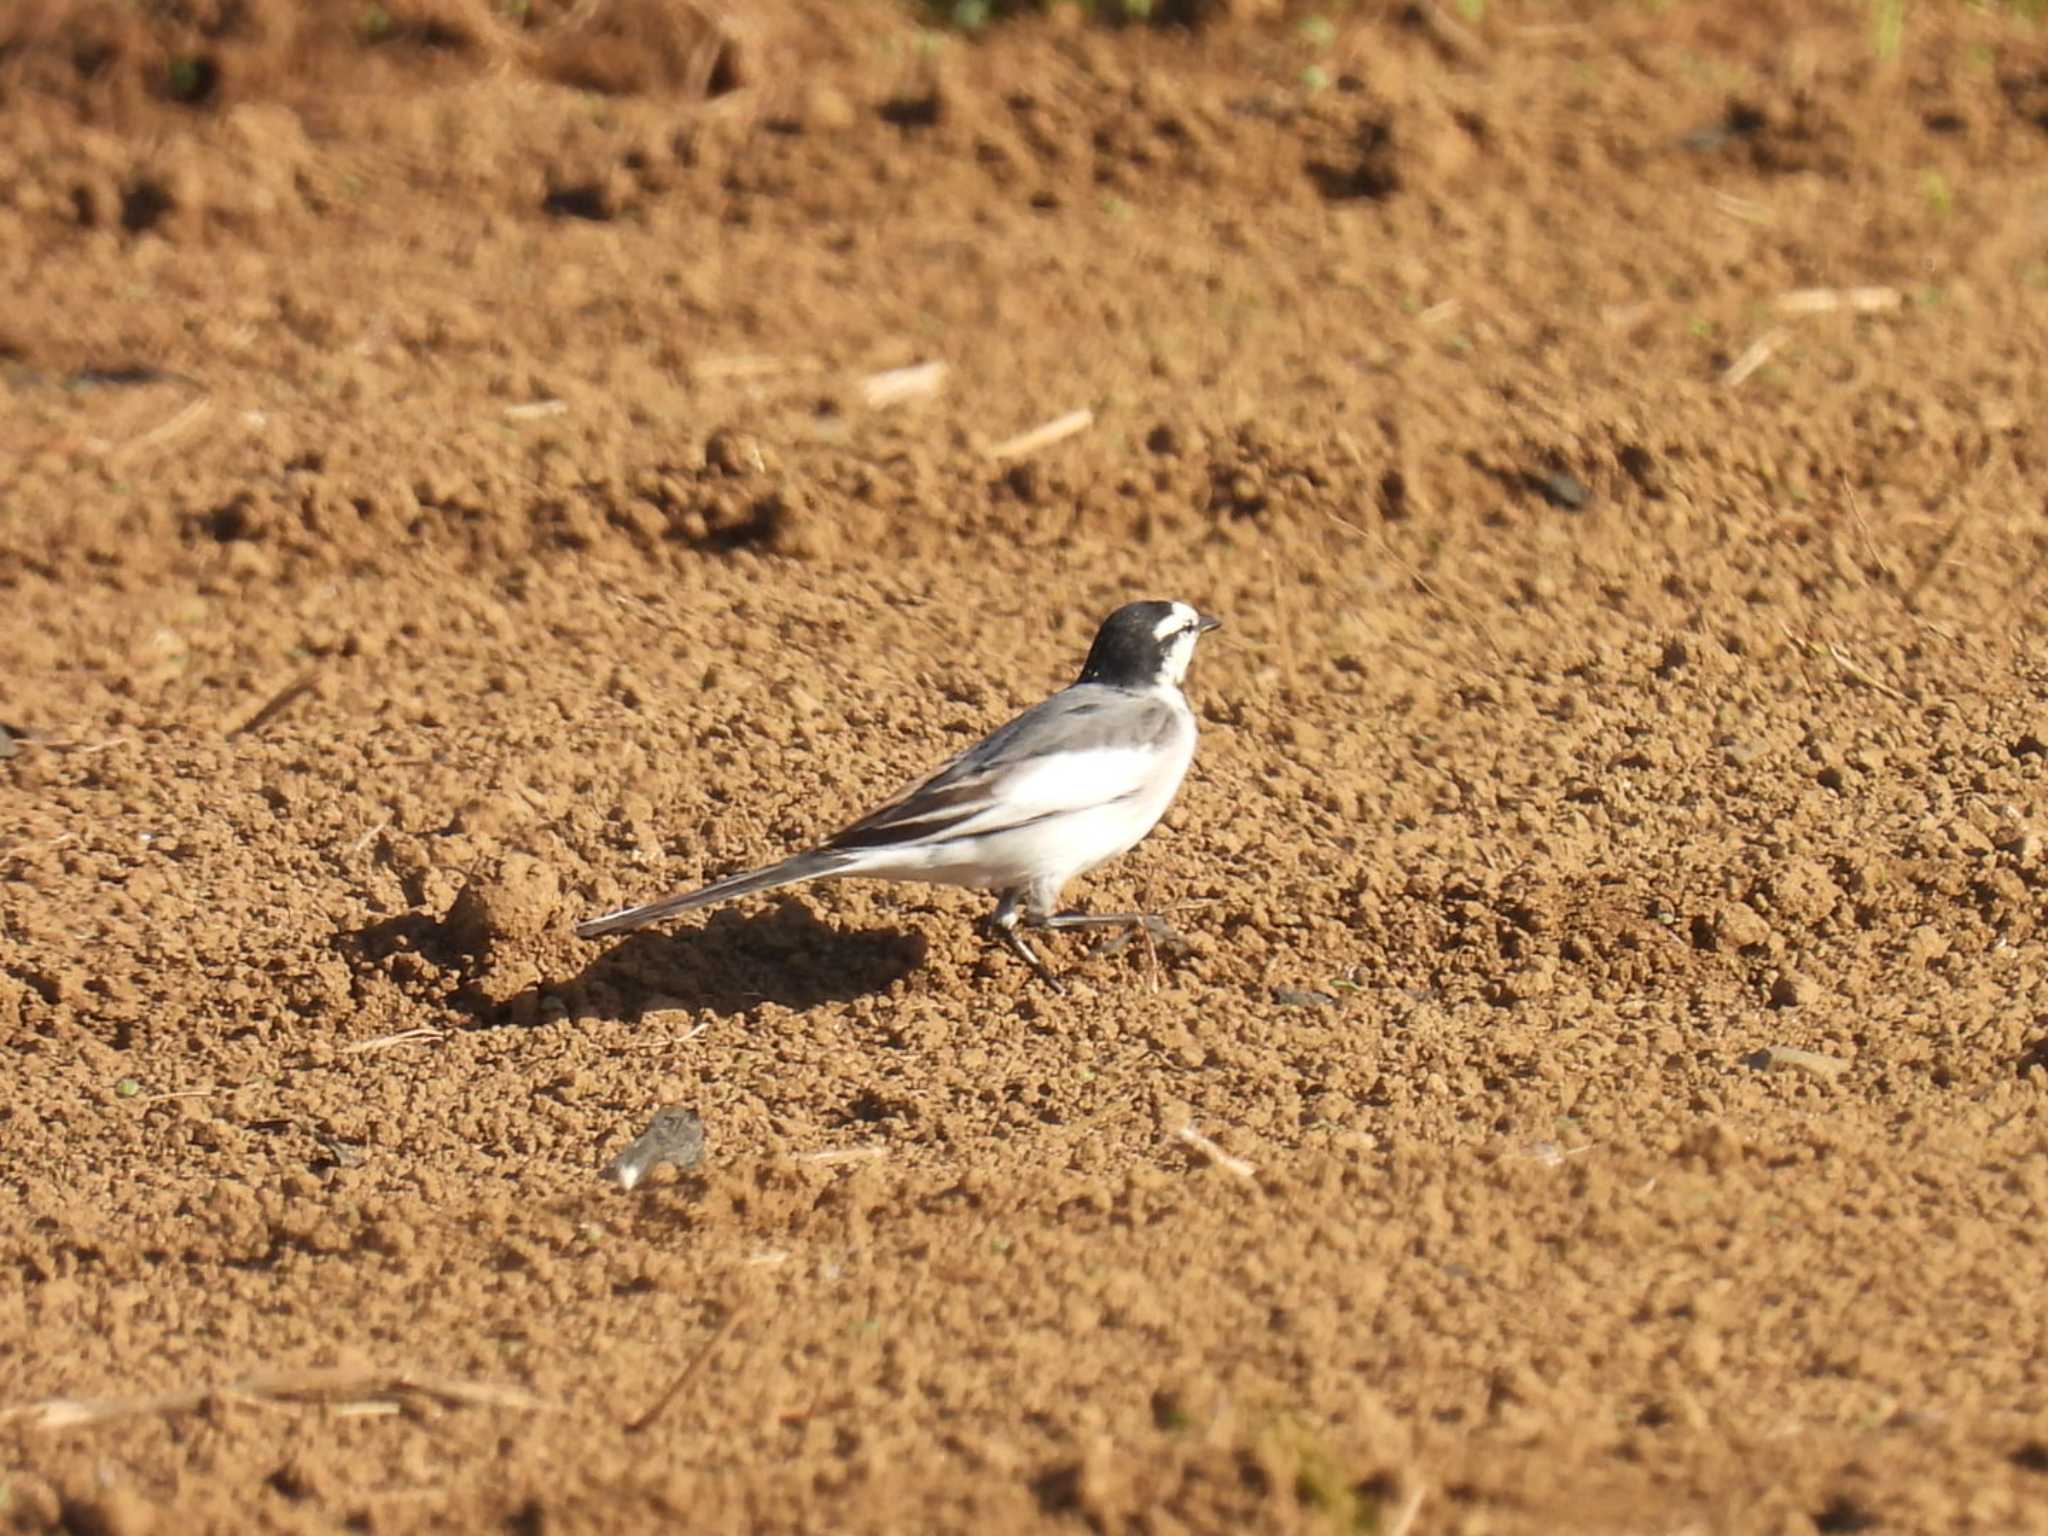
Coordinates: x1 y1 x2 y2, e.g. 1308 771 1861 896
349 899 929 1029
551 901 931 1022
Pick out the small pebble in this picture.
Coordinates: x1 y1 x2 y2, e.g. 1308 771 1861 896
60 1487 156 1536
606 1107 706 1191
1530 469 1590 509
1712 903 1772 951
1769 970 1818 1008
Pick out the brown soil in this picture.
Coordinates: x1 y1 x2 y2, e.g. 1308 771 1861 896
6 0 2048 1530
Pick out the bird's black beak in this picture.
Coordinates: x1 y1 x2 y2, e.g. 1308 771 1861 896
1197 613 1222 633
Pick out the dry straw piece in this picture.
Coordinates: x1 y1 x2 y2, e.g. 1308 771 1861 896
4 1367 553 1431
859 361 948 409
228 670 320 739
626 1311 744 1435
341 1027 447 1055
1751 1044 1851 1080
1774 286 1902 316
1174 1122 1256 1180
989 408 1094 461
502 399 569 421
1721 328 1785 389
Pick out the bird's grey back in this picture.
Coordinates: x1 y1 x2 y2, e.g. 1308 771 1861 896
825 683 1188 852
965 682 1188 764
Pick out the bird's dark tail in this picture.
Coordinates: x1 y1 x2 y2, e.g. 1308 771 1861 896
573 849 856 940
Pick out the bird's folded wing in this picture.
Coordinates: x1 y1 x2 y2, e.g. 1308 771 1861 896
825 689 1178 852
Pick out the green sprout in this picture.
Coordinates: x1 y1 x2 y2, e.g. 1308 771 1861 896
166 55 205 100
1922 168 1953 217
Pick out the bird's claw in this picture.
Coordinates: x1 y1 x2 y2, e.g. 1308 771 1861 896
988 913 1067 993
1089 914 1190 959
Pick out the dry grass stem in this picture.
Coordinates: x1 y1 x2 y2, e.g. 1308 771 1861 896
3 1390 208 1430
5 1368 551 1431
1712 190 1774 225
502 399 568 421
1721 329 1784 388
1421 1 1483 58
341 1027 446 1055
691 354 811 382
1904 506 1970 611
798 1146 888 1165
1825 642 1905 701
626 1310 744 1435
1388 1485 1427 1536
105 395 213 467
1841 473 1894 588
622 1017 713 1051
1755 1045 1851 1079
1775 286 1901 316
228 670 319 739
1175 1122 1256 1180
1265 552 1296 680
989 408 1093 461
251 1368 552 1412
346 818 392 857
859 361 947 409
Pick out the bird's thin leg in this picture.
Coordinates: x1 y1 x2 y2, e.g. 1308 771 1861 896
988 892 1065 993
1036 909 1190 955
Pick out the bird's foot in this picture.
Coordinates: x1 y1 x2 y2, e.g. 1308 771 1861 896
1039 910 1191 959
986 909 1067 994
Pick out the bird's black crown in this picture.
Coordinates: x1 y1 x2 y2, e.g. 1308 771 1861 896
1076 600 1217 689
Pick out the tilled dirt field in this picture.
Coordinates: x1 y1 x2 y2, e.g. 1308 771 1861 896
5 0 2048 1530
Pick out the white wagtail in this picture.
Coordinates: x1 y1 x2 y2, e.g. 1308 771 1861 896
575 599 1222 990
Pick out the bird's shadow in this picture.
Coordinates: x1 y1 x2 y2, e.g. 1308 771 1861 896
344 895 929 1030
555 900 929 1024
